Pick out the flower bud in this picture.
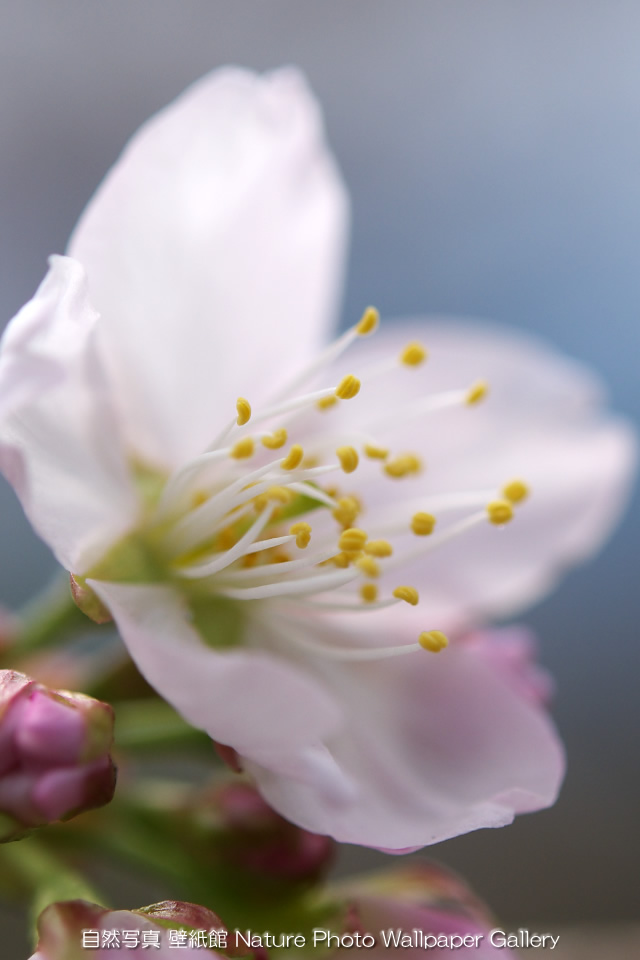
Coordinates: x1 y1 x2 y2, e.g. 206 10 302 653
0 670 116 841
30 898 228 958
187 782 334 887
334 862 517 957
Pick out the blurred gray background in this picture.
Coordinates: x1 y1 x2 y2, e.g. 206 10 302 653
1 0 639 936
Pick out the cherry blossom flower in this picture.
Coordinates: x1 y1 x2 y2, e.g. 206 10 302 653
0 68 634 849
0 670 115 841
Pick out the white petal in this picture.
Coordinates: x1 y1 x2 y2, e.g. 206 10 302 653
89 582 344 787
315 319 636 630
69 68 348 468
246 614 565 849
0 257 137 572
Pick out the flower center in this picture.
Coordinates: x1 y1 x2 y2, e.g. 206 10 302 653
132 308 529 661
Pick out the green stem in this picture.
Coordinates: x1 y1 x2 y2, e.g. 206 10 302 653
114 699 211 750
0 836 104 942
14 575 93 657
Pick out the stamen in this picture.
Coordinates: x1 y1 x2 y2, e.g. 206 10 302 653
214 548 338 583
392 585 419 606
287 482 337 509
356 306 380 336
290 522 312 549
336 446 359 473
486 500 514 525
173 506 276 579
272 616 437 661
364 539 393 557
338 528 368 553
267 307 380 405
335 374 361 400
384 453 423 478
262 428 287 449
236 397 251 426
411 512 436 535
400 342 428 366
330 552 351 568
503 479 529 503
360 584 379 603
332 496 360 527
418 630 449 653
230 437 255 459
466 380 489 405
217 567 357 600
281 445 304 471
317 395 339 411
356 556 381 578
363 443 389 460
253 486 294 510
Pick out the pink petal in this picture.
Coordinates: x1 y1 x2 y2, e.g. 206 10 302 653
69 68 348 468
246 612 564 849
88 581 346 804
0 256 137 572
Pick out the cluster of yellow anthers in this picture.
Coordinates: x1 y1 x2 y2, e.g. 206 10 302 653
155 308 528 661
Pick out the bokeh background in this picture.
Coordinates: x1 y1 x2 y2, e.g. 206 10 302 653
1 0 638 940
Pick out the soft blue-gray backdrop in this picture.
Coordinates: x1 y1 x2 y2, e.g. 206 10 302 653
1 0 638 931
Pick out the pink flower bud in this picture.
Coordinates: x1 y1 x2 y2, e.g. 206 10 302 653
30 898 227 958
336 862 518 958
189 782 334 886
0 670 116 841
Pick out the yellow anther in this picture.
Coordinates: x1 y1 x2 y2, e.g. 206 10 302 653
262 428 287 449
360 583 379 604
272 550 292 564
336 446 359 474
317 395 339 411
302 456 319 469
335 374 361 400
356 306 380 336
411 512 436 536
393 585 419 606
242 552 258 568
191 490 209 508
356 556 381 578
290 521 312 549
400 342 428 366
231 437 255 459
466 380 489 405
418 630 449 653
332 552 351 568
332 496 360 528
364 443 389 461
235 397 251 426
384 453 423 478
266 486 294 504
487 500 514 525
503 479 529 504
364 539 393 558
218 527 239 550
338 528 368 553
281 444 304 470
